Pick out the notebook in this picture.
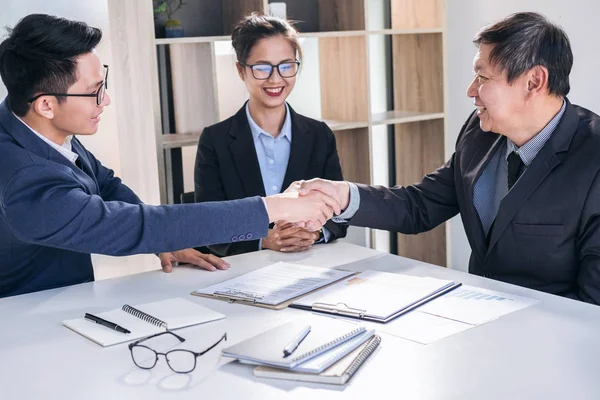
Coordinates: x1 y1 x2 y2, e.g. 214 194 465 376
192 262 357 310
290 270 461 322
222 318 371 372
254 334 381 385
63 297 225 347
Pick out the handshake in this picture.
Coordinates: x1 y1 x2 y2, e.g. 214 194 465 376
263 178 351 232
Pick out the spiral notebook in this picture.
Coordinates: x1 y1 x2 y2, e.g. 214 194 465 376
254 334 381 385
221 318 371 372
62 298 225 347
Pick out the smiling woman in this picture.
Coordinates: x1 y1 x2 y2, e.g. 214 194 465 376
193 13 348 257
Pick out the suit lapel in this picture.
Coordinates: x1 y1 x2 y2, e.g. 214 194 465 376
282 105 313 191
228 104 266 197
486 100 579 256
463 130 505 258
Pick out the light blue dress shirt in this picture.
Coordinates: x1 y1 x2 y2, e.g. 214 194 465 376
245 103 330 247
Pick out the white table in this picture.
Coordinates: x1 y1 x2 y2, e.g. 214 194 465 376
2 242 600 400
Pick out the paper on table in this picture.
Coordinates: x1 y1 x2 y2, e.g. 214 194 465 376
418 285 538 325
337 311 473 345
293 270 456 320
195 262 355 306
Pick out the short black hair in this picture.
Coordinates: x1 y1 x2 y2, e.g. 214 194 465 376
473 12 573 97
231 12 302 65
0 14 102 116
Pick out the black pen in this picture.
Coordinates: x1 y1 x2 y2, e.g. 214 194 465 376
84 313 131 334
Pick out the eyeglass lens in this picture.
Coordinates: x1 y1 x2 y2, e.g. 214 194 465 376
251 62 298 79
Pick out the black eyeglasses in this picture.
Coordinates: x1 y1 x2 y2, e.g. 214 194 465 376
128 331 227 374
241 60 300 80
28 64 109 106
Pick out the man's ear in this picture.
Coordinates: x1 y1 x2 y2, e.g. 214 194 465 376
526 65 549 95
31 97 56 120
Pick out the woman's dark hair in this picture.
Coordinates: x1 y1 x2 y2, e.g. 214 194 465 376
473 12 572 97
231 12 302 65
0 14 102 116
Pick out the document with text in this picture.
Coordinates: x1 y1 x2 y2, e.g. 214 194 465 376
194 262 355 306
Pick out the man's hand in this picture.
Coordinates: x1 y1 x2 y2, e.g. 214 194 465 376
264 190 340 230
263 221 318 252
158 248 230 272
298 179 351 211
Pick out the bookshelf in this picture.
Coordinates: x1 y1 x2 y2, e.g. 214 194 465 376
111 0 446 266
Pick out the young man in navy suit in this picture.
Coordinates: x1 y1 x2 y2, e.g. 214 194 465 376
295 12 600 305
0 14 340 298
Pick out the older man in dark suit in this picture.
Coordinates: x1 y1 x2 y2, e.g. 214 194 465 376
295 12 600 305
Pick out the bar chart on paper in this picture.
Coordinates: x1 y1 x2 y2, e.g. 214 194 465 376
418 285 539 325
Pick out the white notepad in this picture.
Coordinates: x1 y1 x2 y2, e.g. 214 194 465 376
63 298 225 347
222 317 369 372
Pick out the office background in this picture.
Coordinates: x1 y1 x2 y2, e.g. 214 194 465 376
1 0 599 277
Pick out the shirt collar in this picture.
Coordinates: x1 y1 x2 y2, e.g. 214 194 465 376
245 102 292 142
506 99 566 166
12 112 79 164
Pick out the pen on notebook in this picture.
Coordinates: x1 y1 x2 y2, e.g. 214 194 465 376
84 313 131 334
283 325 311 357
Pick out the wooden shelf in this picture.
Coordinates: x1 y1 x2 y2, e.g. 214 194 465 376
156 35 230 45
371 111 444 126
160 133 201 149
394 118 446 266
143 0 448 260
159 120 369 149
154 28 445 45
323 120 369 131
334 128 370 185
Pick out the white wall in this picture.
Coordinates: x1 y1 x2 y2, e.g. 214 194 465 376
445 0 600 271
1 1 161 279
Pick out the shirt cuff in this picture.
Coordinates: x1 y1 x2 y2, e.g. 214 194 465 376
320 226 332 243
332 182 360 223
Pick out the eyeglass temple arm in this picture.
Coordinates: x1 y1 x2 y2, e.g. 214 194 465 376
128 330 186 348
196 333 228 356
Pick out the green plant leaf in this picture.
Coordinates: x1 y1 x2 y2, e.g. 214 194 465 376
154 2 166 13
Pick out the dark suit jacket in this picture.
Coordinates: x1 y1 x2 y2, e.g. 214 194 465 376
194 103 347 256
0 99 268 298
349 99 600 304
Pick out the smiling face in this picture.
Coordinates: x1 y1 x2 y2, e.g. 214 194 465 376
466 43 529 135
236 35 297 111
51 51 110 136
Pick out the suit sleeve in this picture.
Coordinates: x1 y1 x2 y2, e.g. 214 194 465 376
194 128 261 256
576 169 600 304
1 165 269 256
347 112 479 232
319 122 348 241
85 145 143 204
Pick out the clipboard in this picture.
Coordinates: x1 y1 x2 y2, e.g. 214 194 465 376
191 263 359 310
289 271 462 322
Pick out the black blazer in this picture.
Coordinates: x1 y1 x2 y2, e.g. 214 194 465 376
349 99 600 304
194 103 347 256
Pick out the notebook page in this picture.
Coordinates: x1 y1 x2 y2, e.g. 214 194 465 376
63 309 163 347
133 298 226 329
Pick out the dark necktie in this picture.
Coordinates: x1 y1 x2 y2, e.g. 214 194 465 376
507 151 524 190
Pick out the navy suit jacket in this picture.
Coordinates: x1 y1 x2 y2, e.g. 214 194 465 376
350 99 600 304
0 99 268 297
194 104 347 256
